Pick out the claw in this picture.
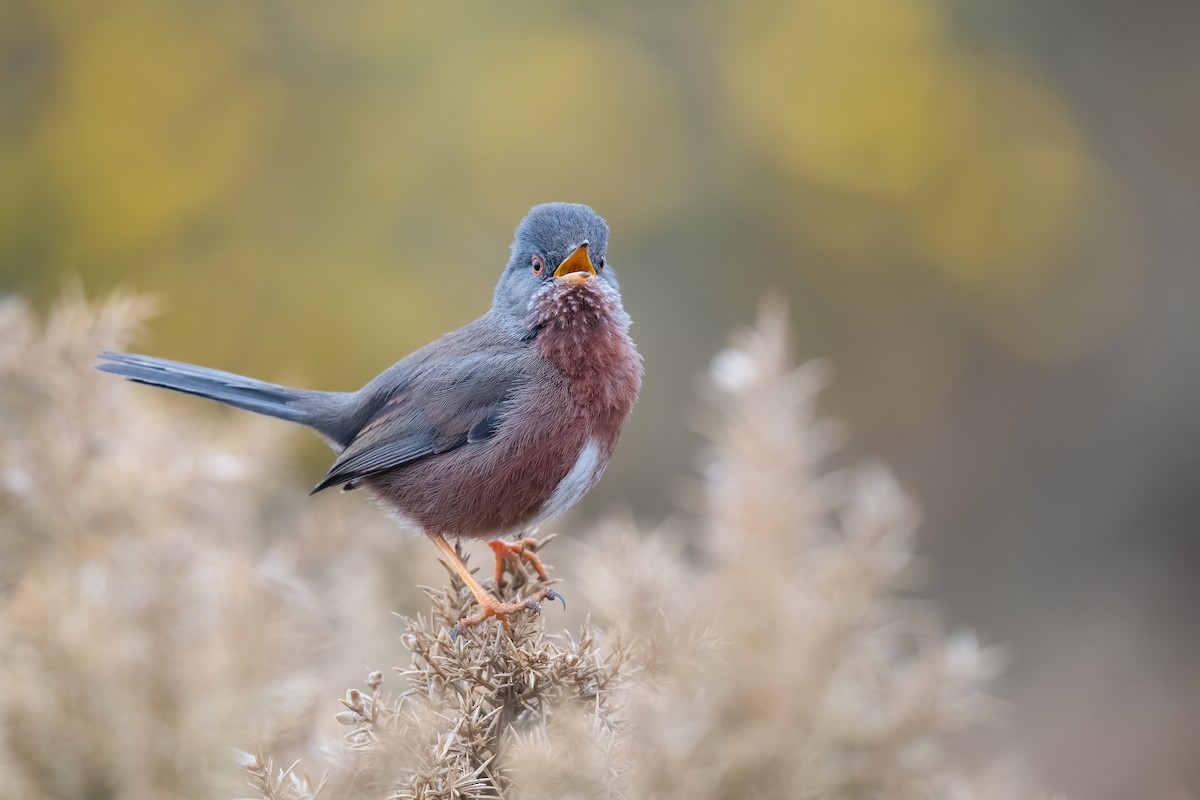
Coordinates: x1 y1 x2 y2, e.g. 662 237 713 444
546 588 566 611
487 536 550 591
431 531 557 641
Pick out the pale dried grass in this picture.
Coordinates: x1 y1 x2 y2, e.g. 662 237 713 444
0 292 1043 799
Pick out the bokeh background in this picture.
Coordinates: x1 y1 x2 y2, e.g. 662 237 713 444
2 1 1197 797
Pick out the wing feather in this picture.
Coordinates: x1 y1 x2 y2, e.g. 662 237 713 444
310 351 526 494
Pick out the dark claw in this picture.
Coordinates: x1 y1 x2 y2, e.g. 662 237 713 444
546 588 566 611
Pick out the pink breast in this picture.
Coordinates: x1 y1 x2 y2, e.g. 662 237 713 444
368 280 642 539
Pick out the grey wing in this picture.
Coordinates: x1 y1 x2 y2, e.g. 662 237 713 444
309 352 527 494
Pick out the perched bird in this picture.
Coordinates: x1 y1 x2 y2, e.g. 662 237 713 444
98 203 643 636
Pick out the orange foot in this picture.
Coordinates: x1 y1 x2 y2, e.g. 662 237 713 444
487 536 550 590
449 585 564 641
426 533 565 641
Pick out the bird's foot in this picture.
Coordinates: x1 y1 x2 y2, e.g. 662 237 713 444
450 586 565 642
487 535 552 590
428 532 565 641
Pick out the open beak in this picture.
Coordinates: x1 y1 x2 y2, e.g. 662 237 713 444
553 242 596 282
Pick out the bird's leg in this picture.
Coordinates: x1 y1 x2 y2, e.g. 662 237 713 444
486 536 550 590
427 533 563 640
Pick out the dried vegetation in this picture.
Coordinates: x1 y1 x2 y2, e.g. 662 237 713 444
0 293 1041 799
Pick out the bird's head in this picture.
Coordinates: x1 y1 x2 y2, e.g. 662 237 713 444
494 203 625 336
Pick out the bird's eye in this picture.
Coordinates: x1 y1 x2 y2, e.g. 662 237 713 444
596 256 605 270
531 255 544 276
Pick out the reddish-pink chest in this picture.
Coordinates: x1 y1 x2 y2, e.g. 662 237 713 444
368 286 642 539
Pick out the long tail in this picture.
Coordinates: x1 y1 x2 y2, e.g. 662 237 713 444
96 351 356 447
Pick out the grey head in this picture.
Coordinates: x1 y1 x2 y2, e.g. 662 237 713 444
492 203 621 334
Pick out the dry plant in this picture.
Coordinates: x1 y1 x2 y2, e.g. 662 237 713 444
244 302 1041 799
0 292 1043 799
502 303 1037 800
0 290 430 799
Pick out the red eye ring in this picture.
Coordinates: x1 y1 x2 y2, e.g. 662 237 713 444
531 255 544 276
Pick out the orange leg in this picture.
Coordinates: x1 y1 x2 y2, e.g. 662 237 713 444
487 536 550 589
427 533 563 640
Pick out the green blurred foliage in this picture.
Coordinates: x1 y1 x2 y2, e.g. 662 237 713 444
1 0 1124 365
1 1 692 383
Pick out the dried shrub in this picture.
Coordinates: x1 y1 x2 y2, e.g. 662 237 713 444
0 293 1044 799
0 292 429 799
246 302 1040 799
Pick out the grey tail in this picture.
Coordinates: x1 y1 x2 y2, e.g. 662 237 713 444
96 351 355 447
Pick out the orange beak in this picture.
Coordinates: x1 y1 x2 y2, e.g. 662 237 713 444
553 242 596 282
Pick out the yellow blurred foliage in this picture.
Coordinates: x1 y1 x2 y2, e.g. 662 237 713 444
449 32 685 231
729 0 950 197
39 4 274 263
0 0 1141 372
725 0 1095 293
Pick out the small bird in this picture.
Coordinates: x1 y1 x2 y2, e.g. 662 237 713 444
98 203 643 636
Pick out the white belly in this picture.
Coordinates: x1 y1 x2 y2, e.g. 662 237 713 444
534 437 603 525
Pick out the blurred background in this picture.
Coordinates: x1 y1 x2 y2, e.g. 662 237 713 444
1 1 1197 797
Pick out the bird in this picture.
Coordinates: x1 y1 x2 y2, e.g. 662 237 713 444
97 202 643 637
